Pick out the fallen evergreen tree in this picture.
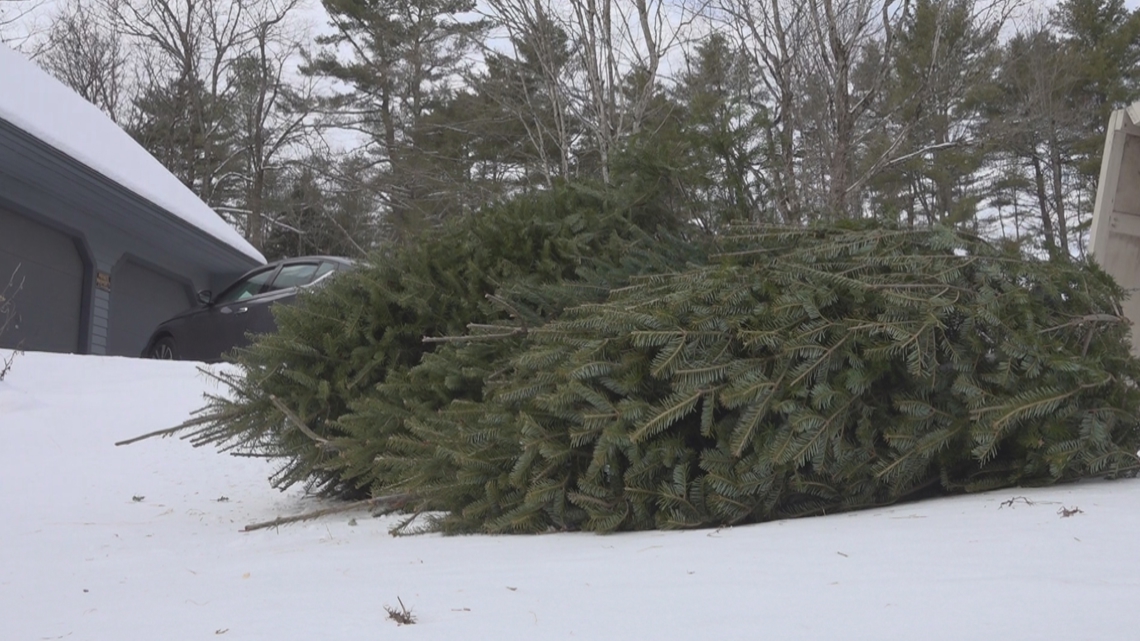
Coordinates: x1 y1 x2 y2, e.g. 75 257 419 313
185 181 708 497
366 224 1140 533
186 209 1140 534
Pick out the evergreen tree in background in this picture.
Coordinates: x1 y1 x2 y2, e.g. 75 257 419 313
261 159 382 261
669 32 768 227
129 75 239 207
1053 0 1140 179
470 9 577 189
867 0 999 228
305 0 488 242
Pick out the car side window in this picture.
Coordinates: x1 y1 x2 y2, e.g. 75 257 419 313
267 263 320 290
215 268 276 305
311 262 338 283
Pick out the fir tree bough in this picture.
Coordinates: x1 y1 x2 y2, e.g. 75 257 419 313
190 211 1140 534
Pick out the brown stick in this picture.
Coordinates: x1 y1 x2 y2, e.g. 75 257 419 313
421 293 531 344
1039 313 1126 334
242 494 412 532
422 328 524 343
485 293 526 326
268 394 331 447
114 414 217 446
196 364 238 388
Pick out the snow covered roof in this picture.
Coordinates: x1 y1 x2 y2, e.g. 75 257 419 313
0 43 265 264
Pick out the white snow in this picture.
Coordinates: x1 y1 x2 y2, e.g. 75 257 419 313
2 350 1138 640
0 44 264 264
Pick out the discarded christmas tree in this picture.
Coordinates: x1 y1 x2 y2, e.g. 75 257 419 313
379 224 1140 533
186 181 707 497
186 207 1140 534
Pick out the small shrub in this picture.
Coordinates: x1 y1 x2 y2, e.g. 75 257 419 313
385 598 416 625
0 265 23 381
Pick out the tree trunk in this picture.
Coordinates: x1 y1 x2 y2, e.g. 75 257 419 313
1030 153 1057 253
823 0 852 218
249 172 264 249
771 0 800 223
1049 125 1069 254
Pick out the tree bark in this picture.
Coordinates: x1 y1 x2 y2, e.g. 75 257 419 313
1030 153 1057 253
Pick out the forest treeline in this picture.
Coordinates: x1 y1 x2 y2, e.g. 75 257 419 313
3 0 1139 258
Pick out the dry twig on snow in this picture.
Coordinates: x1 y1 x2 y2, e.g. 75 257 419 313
241 494 411 532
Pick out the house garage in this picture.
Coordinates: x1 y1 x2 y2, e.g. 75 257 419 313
0 43 264 356
0 207 86 353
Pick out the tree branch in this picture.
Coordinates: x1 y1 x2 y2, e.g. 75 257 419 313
242 494 412 531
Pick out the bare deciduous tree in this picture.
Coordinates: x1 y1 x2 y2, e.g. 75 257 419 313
714 0 1015 221
483 0 695 185
40 0 127 121
0 0 46 46
227 0 315 249
108 0 256 203
715 0 810 221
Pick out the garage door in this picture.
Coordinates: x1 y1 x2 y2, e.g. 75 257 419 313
0 208 85 353
107 259 193 357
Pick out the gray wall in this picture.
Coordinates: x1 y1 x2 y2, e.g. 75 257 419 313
0 206 86 353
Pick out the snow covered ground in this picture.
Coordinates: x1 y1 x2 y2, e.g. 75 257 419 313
2 350 1138 640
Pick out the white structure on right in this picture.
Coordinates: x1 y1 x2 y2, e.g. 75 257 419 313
1090 101 1140 356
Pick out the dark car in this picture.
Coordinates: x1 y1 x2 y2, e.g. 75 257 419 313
143 255 355 361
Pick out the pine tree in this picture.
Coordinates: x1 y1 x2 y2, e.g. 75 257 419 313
667 32 769 227
868 0 999 228
1053 0 1140 178
470 10 577 188
305 0 489 242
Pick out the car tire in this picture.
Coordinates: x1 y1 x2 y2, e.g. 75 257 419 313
150 336 178 360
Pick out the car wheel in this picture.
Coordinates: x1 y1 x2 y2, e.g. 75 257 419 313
150 336 178 360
